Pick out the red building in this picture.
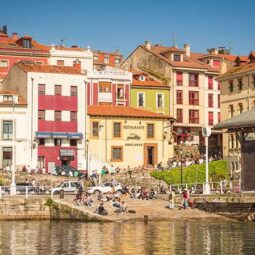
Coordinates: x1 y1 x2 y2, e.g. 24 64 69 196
0 26 49 81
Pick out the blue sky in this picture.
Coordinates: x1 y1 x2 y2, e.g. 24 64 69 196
2 0 254 57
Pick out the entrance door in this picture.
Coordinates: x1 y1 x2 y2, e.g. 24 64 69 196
144 144 157 167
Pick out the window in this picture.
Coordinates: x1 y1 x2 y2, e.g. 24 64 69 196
38 110 45 120
189 91 199 105
57 60 64 66
176 72 183 86
104 56 109 64
177 109 183 123
218 94 221 108
71 111 77 121
208 112 214 125
2 147 12 167
189 73 199 87
229 134 234 149
229 105 234 118
229 81 234 92
218 112 221 123
189 110 199 124
71 86 77 96
37 156 45 169
147 124 154 138
117 85 124 99
138 93 145 107
3 95 13 102
38 84 45 95
176 90 183 104
22 39 31 48
0 60 8 67
70 139 77 146
157 94 164 108
99 82 111 92
218 81 221 91
208 76 213 89
111 146 123 161
54 139 62 146
238 103 243 114
55 111 61 121
238 79 243 90
38 138 45 145
92 122 99 137
115 58 120 64
113 122 121 138
55 85 62 95
208 94 213 107
174 54 181 62
213 60 221 68
2 121 13 140
93 55 98 61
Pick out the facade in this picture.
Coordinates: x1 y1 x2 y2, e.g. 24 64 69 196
121 42 222 153
3 62 87 172
87 106 175 169
130 70 170 115
217 52 255 177
0 90 28 170
0 26 49 84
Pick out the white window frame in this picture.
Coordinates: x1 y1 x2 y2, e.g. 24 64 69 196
0 60 8 68
104 56 110 64
156 93 164 108
137 92 145 107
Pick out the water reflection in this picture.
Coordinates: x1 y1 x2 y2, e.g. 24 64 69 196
0 220 254 254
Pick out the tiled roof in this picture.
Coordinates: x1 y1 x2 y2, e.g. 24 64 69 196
93 50 122 57
16 62 82 75
88 106 174 120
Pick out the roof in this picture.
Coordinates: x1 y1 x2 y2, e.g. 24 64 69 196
0 90 17 95
214 108 255 130
88 106 175 120
16 62 83 75
92 50 123 57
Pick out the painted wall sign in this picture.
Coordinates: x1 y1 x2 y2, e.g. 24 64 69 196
127 133 141 140
123 125 144 129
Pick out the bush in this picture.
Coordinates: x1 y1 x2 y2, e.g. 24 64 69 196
150 160 228 185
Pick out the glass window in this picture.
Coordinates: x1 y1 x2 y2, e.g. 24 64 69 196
208 94 213 107
238 79 243 90
157 94 163 108
189 110 199 124
2 121 13 140
112 147 122 161
176 72 183 86
38 110 45 120
177 109 183 123
71 111 77 121
147 124 154 138
37 156 45 169
189 91 199 105
93 55 98 61
3 95 13 102
174 54 181 61
38 138 45 145
22 39 31 48
70 139 77 146
117 85 124 99
176 90 183 104
55 85 62 95
57 60 64 66
55 111 61 121
208 76 213 89
38 84 45 95
92 122 99 137
2 147 12 167
229 81 234 92
113 123 121 137
54 139 62 146
71 86 77 96
104 56 109 64
99 82 111 92
0 60 8 67
189 73 199 87
138 93 144 107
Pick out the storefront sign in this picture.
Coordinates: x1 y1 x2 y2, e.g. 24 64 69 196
123 125 144 129
127 133 141 140
125 143 143 146
60 149 75 156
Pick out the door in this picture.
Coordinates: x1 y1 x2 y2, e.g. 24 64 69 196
144 144 158 167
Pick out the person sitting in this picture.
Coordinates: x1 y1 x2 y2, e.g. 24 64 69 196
120 201 127 213
97 191 103 201
142 188 149 200
149 189 156 199
83 193 93 207
95 202 108 216
106 192 113 201
130 188 136 199
112 197 121 208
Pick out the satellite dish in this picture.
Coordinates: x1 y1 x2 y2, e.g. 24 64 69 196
202 126 211 137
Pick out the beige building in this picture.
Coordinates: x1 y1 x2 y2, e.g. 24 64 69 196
87 105 175 169
217 52 254 177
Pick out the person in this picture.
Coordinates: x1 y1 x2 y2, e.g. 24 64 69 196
182 189 189 209
112 197 121 208
157 162 163 171
96 202 108 216
42 167 46 174
69 171 73 177
97 191 103 201
110 165 115 175
169 189 175 209
78 177 84 192
35 166 39 175
27 165 31 174
149 189 156 199
120 201 127 213
127 166 132 179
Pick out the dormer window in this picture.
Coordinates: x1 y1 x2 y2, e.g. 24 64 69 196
22 39 31 48
139 75 145 81
173 54 181 62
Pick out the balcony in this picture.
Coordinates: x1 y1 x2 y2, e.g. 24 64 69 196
98 92 112 103
189 80 199 87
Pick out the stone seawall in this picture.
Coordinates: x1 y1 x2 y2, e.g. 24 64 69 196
0 198 50 220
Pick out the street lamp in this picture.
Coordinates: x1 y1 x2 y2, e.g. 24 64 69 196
180 149 183 184
86 139 89 178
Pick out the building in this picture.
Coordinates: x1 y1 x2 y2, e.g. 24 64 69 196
87 105 175 169
121 41 222 153
0 90 28 170
130 69 170 115
93 49 123 70
0 26 49 84
3 62 87 172
216 52 255 177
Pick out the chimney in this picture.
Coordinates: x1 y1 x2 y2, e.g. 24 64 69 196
3 25 7 35
11 32 18 40
184 44 190 57
144 40 151 50
73 59 81 71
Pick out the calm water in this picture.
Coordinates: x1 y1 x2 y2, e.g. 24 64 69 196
0 220 254 255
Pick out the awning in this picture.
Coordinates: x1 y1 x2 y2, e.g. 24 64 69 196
35 132 51 138
51 132 67 138
67 132 83 139
60 149 75 156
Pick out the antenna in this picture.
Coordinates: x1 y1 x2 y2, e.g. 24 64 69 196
60 38 66 46
172 33 176 47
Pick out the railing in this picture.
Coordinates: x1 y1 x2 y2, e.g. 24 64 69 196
169 180 241 195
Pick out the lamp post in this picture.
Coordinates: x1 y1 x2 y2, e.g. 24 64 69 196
180 149 183 184
10 98 16 195
86 139 89 178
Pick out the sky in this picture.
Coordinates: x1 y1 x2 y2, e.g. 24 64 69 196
1 0 255 57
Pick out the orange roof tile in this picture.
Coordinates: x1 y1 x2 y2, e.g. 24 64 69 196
88 106 174 120
16 62 82 75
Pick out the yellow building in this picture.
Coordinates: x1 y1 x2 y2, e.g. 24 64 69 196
87 106 175 169
217 52 254 177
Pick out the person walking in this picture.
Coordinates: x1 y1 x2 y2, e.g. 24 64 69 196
169 189 176 209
